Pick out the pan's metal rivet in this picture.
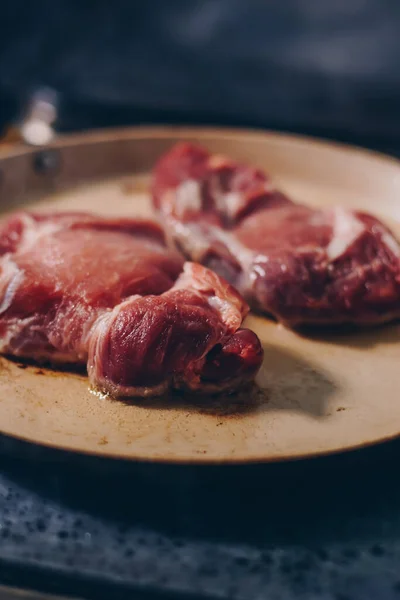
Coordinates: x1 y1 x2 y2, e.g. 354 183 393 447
33 149 61 175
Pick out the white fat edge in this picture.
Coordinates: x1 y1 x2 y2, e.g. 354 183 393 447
87 310 112 379
174 179 202 218
200 225 262 295
207 294 233 326
170 216 260 295
49 301 102 359
88 296 142 380
0 313 87 363
80 307 106 349
210 175 274 221
170 261 201 293
90 378 169 399
207 295 227 312
207 154 228 169
209 173 236 219
92 294 142 329
249 257 270 281
325 207 366 261
0 315 36 353
207 226 255 268
207 294 242 332
170 220 214 261
204 226 268 303
309 210 330 227
378 226 400 258
214 187 242 220
171 264 242 331
168 213 255 271
18 214 65 252
0 256 24 315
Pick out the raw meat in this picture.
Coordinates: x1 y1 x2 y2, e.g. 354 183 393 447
152 142 400 327
0 211 263 396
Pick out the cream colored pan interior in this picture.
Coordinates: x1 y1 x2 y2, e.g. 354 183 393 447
0 126 399 463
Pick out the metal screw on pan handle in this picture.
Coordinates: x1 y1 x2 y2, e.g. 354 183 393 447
19 87 58 146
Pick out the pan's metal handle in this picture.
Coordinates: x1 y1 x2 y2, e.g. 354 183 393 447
0 88 58 148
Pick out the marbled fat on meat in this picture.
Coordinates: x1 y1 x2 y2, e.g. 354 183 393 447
0 212 263 396
153 143 400 327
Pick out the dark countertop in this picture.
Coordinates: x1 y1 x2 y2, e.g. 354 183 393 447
0 433 400 600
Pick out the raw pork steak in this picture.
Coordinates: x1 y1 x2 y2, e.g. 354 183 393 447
153 143 400 327
0 212 263 396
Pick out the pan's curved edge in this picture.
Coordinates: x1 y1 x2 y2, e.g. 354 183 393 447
0 125 399 465
1 124 400 171
1 426 400 467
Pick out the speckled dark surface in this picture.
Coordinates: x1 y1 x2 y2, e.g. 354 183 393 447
0 436 399 600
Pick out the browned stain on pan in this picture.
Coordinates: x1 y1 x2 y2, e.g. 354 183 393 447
0 126 399 463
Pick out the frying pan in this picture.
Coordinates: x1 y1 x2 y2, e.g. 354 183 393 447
0 125 399 463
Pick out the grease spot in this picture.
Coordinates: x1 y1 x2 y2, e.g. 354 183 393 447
89 387 110 401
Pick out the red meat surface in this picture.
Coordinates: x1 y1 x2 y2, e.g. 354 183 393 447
0 211 263 396
153 143 400 327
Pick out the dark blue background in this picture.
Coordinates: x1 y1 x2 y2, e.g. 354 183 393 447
1 0 400 152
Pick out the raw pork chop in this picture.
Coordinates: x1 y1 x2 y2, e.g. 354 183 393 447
0 211 263 396
153 143 400 327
